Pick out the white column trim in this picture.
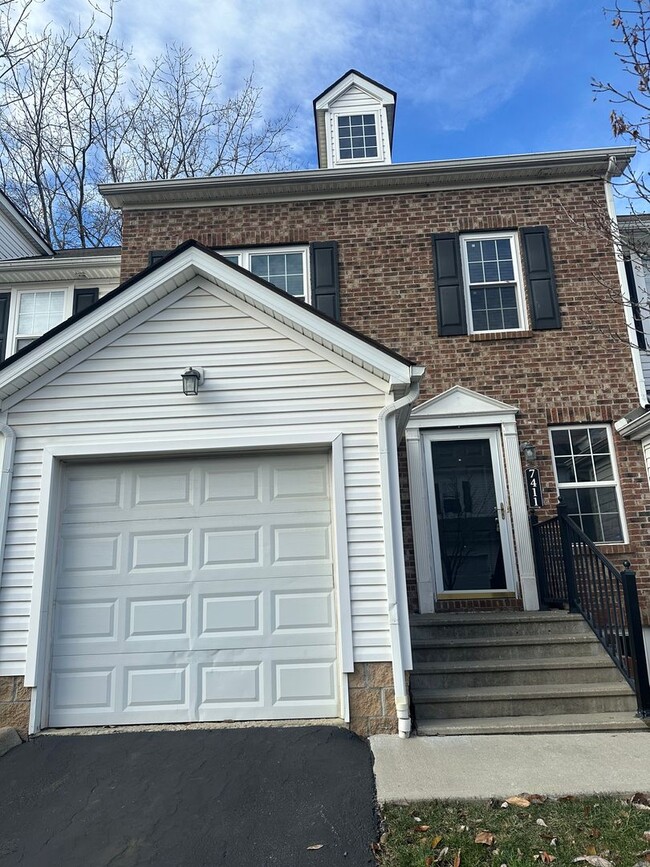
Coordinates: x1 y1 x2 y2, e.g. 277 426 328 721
502 421 540 610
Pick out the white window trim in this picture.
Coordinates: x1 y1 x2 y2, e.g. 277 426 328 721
548 424 628 545
329 109 385 168
218 246 311 304
460 231 528 334
8 286 75 355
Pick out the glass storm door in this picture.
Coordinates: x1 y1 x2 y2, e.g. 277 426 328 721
426 430 514 594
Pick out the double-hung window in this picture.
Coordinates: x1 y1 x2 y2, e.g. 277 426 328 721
461 232 526 333
220 247 309 302
550 425 626 543
15 290 67 351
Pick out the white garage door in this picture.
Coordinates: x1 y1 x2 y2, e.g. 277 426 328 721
48 452 339 726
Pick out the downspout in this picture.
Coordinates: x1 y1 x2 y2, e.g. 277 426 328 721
378 366 424 738
604 155 647 405
0 418 15 593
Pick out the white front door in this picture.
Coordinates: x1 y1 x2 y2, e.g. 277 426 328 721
423 428 516 597
47 452 339 727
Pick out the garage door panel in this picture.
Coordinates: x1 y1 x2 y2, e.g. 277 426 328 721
50 452 339 726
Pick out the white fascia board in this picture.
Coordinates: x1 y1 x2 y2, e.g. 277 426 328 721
99 147 636 208
314 73 395 110
0 246 414 395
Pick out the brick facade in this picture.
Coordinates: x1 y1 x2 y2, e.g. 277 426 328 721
118 179 650 621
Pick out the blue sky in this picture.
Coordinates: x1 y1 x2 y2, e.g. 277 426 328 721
30 0 631 166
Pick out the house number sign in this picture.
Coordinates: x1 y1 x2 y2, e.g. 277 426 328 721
525 468 544 509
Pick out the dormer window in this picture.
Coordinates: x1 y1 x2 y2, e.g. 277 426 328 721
314 70 396 169
337 114 378 161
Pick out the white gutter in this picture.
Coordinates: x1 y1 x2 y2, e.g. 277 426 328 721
0 416 16 592
378 365 424 738
604 156 647 405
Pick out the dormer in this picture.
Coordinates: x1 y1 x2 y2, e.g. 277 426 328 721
313 70 396 169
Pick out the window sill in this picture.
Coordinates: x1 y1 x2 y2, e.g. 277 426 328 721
469 330 534 342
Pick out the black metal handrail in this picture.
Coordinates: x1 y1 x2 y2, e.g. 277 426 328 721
531 503 650 718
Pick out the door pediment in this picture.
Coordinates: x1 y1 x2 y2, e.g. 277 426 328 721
407 386 519 431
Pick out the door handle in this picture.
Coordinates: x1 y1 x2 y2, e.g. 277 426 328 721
498 502 506 520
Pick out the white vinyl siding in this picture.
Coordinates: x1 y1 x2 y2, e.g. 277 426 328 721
0 213 43 260
0 283 392 676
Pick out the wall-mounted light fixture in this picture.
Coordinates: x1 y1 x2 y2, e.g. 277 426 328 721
181 367 204 396
520 441 537 464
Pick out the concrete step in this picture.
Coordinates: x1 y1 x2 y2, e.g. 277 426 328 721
412 633 605 662
410 611 590 640
412 682 638 719
416 711 649 736
410 656 625 689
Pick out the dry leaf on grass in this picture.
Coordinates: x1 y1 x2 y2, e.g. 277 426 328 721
430 835 443 848
644 833 650 842
573 857 615 867
475 831 495 845
506 796 531 808
540 852 556 863
453 849 461 867
536 819 548 827
414 825 431 832
306 844 324 850
431 846 449 863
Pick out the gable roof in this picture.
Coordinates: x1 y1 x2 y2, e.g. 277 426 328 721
0 190 52 256
0 239 418 400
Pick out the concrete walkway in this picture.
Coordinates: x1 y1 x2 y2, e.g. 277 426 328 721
370 731 650 802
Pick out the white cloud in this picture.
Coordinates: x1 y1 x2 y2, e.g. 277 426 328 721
23 0 558 162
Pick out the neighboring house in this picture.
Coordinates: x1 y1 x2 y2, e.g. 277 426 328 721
0 70 648 739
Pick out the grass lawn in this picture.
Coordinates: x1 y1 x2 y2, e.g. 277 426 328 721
378 796 650 867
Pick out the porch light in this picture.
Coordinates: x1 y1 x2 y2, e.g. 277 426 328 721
181 367 203 396
520 441 537 463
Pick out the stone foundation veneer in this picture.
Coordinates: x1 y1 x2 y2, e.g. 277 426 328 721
0 676 30 737
347 662 397 736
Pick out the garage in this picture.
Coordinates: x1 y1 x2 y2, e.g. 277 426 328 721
48 451 339 727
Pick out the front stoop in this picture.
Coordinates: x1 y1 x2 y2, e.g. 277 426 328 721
410 611 647 735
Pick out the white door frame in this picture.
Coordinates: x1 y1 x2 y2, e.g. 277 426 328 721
25 431 354 734
405 386 540 613
423 427 517 597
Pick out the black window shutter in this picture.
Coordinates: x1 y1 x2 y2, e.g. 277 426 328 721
624 257 647 350
148 250 169 267
73 287 99 316
0 293 10 360
520 226 561 330
309 241 340 320
432 233 467 336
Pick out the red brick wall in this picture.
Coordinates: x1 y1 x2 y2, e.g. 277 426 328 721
119 180 650 618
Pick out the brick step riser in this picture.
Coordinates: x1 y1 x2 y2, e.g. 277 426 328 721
410 622 592 640
413 692 638 719
412 641 604 663
410 666 624 689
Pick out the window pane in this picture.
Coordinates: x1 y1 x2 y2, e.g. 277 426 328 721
496 238 511 258
487 309 504 330
593 452 614 481
555 455 575 483
589 428 609 452
466 241 481 262
570 428 591 455
503 307 520 329
601 512 624 542
17 291 65 337
574 456 595 483
337 113 377 160
472 310 488 331
249 252 304 297
468 262 484 282
551 429 571 455
499 259 514 281
221 254 240 264
481 240 497 261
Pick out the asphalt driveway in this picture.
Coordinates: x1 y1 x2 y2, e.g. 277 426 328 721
0 725 378 866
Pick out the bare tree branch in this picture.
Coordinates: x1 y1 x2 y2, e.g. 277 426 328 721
0 0 297 248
